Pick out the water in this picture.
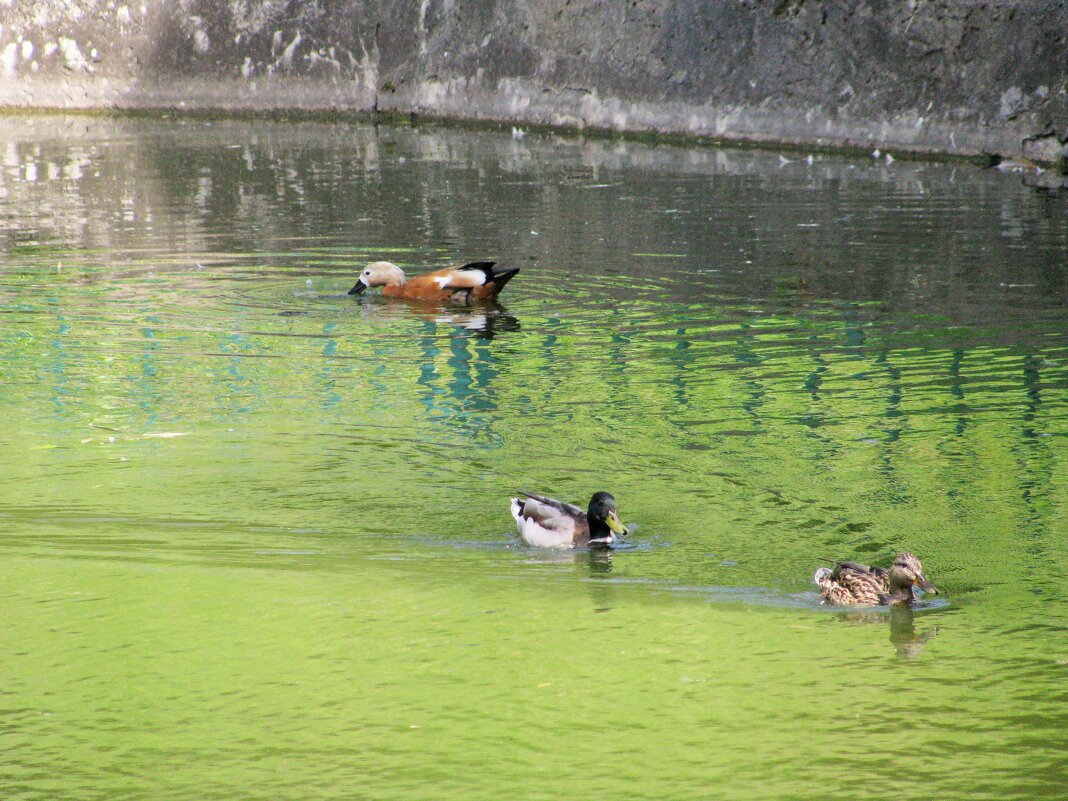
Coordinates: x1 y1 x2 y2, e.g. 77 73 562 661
1 115 1067 800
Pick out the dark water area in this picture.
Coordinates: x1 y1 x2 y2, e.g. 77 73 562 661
1 115 1067 800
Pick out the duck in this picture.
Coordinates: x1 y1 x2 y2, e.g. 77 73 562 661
348 260 519 303
510 491 628 549
814 552 938 607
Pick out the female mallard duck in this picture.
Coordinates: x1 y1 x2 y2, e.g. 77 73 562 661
510 491 628 549
348 260 519 303
814 552 938 607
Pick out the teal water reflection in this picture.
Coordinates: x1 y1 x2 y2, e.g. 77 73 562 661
0 115 1067 800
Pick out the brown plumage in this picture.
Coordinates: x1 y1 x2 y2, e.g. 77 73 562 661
814 552 938 607
348 260 519 303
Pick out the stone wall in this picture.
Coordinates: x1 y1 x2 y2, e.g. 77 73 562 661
1 0 1066 162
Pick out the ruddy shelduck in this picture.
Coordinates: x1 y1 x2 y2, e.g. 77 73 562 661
348 260 519 303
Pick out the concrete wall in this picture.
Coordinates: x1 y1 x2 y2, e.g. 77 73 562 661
1 0 1066 163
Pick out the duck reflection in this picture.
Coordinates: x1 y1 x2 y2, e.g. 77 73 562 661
832 605 940 658
888 606 940 658
586 548 615 576
354 298 520 340
516 546 614 574
400 301 520 340
515 545 618 610
422 306 520 341
350 297 519 441
585 550 620 613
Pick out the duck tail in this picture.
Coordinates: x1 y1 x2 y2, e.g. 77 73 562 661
459 261 519 291
813 566 834 588
488 267 520 289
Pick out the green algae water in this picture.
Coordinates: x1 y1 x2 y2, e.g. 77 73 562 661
1 115 1067 800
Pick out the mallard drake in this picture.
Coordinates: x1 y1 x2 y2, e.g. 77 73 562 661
510 491 628 549
814 552 937 607
348 260 519 303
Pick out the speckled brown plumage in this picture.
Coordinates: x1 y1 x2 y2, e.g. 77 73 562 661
815 553 937 607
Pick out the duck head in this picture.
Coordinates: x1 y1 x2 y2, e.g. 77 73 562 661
348 261 407 295
887 552 937 603
587 491 628 547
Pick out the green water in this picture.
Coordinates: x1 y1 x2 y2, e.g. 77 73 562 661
2 115 1067 800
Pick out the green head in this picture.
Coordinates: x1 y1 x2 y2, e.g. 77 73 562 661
587 491 628 546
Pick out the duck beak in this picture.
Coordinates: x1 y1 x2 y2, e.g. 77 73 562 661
605 510 628 537
347 279 367 295
914 574 938 595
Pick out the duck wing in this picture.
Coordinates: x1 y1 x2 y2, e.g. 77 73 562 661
463 261 520 298
517 491 586 519
398 262 518 302
830 562 889 605
510 494 588 548
831 561 875 578
411 262 497 290
456 261 498 277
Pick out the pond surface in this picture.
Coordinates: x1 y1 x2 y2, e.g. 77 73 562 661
1 115 1067 800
